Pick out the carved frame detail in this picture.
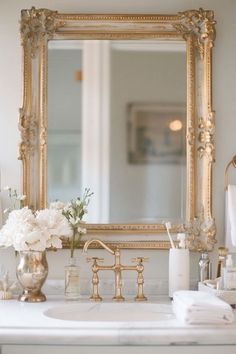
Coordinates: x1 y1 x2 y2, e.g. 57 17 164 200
19 7 216 251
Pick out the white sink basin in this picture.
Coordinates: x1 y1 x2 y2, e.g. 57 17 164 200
44 302 173 322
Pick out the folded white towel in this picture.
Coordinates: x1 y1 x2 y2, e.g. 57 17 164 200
225 185 236 251
172 291 234 324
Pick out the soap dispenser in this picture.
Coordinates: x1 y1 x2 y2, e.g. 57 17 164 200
223 255 236 290
168 233 190 298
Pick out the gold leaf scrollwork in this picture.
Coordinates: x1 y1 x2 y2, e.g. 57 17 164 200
201 218 217 248
186 127 195 146
198 112 215 162
20 7 65 58
174 8 216 58
18 108 37 160
185 214 216 251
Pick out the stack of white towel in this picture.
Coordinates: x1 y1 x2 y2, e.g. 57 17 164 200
172 291 234 324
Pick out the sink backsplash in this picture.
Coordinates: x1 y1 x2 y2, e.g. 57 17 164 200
43 277 199 297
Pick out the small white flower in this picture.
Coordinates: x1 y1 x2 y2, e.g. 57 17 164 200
76 199 82 206
63 203 71 214
16 195 26 201
77 226 86 234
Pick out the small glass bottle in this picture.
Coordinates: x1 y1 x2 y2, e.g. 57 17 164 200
223 255 236 290
216 247 228 278
65 257 80 300
199 252 211 282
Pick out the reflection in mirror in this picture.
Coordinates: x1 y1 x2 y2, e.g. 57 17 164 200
47 40 186 224
48 42 83 202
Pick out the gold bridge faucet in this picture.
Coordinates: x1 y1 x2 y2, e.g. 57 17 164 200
83 239 148 302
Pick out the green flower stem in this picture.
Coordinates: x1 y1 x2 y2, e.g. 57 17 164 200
70 228 76 259
70 229 83 259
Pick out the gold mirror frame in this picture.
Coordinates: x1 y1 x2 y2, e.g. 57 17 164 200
19 7 216 251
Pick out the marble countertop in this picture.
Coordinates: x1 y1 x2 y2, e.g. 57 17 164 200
0 296 236 346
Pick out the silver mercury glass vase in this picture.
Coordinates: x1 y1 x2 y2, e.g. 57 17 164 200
16 251 48 302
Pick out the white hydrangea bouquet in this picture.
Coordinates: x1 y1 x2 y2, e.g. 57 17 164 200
0 205 71 251
0 187 93 253
0 187 71 251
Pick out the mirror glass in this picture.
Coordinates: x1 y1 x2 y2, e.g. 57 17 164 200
47 40 186 224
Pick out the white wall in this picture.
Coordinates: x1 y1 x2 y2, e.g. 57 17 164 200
0 0 236 292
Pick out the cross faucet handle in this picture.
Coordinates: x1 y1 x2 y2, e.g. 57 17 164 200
131 257 149 263
87 257 104 264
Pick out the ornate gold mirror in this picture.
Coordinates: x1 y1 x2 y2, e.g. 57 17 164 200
19 7 216 250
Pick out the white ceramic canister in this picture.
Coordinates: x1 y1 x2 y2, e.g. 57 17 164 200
169 248 190 298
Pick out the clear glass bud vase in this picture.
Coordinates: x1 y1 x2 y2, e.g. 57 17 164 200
65 257 80 300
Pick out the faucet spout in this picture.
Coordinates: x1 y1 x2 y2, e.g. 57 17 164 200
83 239 115 255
